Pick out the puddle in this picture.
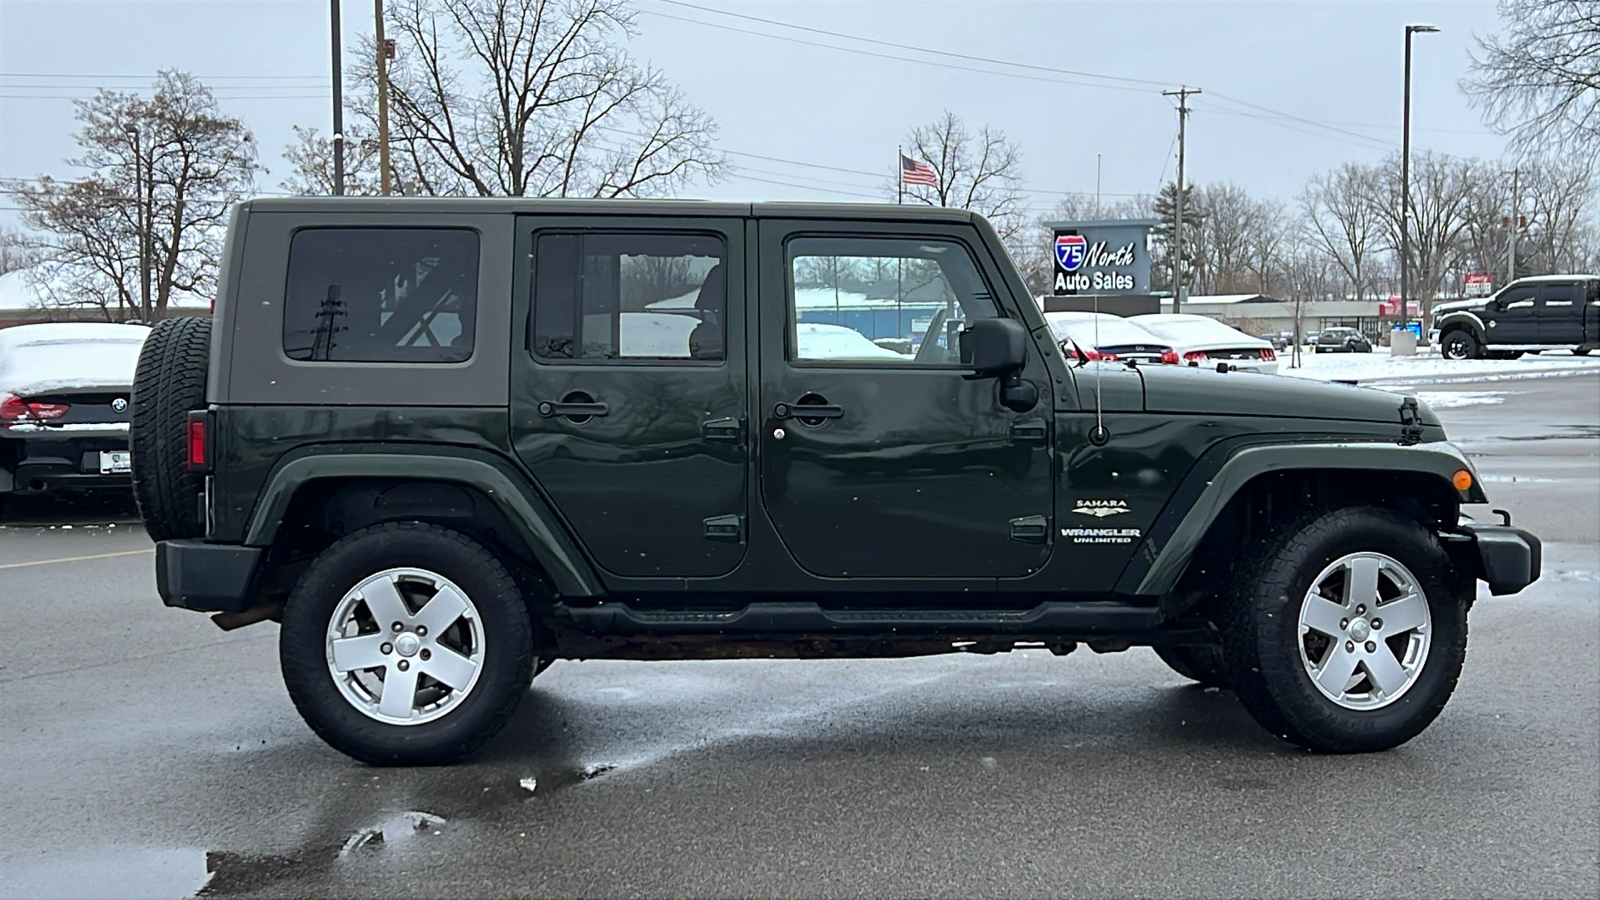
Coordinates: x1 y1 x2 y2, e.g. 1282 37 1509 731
338 811 447 856
1 847 213 900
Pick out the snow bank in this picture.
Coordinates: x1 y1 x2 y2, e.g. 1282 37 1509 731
0 322 150 396
1279 347 1600 386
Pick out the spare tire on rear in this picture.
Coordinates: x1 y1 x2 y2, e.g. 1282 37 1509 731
131 317 211 541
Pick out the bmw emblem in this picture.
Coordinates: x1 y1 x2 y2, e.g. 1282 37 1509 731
112 398 128 412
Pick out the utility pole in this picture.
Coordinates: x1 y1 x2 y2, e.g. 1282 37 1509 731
376 0 393 195
1163 86 1200 313
1506 167 1519 283
1400 24 1439 342
331 0 345 195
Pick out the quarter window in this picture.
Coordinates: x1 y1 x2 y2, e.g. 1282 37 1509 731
786 236 1000 365
283 228 479 363
531 233 726 362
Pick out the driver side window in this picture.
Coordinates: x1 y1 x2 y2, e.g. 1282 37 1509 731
786 236 1000 365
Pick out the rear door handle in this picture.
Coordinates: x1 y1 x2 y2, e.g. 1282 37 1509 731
538 401 609 418
773 402 843 420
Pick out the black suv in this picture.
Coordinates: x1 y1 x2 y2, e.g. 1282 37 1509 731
132 198 1539 766
1434 275 1600 360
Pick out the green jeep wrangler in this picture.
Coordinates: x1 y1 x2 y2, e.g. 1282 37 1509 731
132 198 1540 766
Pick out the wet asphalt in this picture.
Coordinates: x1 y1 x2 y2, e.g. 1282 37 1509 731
1 375 1596 899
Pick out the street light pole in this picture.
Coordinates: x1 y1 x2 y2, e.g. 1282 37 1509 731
331 0 345 195
1400 23 1438 342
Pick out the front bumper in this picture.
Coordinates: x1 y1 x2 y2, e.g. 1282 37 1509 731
155 540 263 613
1461 522 1542 596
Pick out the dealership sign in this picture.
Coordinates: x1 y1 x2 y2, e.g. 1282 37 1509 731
1464 272 1493 296
1048 219 1155 296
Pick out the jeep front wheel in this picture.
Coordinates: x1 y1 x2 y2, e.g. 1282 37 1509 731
279 522 534 765
1222 507 1466 753
1440 330 1479 360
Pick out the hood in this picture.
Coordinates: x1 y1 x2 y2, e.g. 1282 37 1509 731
1431 298 1482 318
1137 364 1439 426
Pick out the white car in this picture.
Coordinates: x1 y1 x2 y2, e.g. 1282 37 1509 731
1129 314 1280 374
1043 312 1178 364
1 322 150 502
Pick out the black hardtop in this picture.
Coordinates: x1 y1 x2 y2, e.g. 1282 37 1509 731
237 196 979 224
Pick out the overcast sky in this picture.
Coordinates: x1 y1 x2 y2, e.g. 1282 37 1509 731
0 0 1512 225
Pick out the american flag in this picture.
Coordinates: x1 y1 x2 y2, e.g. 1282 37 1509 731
900 154 939 187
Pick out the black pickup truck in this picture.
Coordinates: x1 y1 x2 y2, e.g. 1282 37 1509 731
131 198 1540 766
1434 274 1600 360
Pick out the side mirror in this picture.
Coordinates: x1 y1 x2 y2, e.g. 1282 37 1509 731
960 317 1028 378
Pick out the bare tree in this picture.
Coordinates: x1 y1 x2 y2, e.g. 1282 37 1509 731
1301 162 1384 300
1518 155 1599 274
0 224 38 277
1242 197 1289 294
1367 151 1480 324
282 124 384 195
1464 0 1600 154
897 110 1027 242
7 71 257 321
317 0 724 198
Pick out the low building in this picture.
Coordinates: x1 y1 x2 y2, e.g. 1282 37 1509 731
1162 294 1385 340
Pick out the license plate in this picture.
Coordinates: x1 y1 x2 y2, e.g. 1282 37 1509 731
99 450 131 474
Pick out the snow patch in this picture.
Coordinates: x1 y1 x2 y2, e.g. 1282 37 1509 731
1411 391 1510 409
1280 346 1600 386
0 322 149 397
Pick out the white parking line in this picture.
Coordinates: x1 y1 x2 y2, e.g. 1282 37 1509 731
0 549 153 570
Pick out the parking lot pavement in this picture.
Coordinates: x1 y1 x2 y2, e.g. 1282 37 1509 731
1 375 1595 900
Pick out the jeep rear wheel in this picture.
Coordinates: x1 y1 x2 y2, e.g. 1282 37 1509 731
1155 643 1230 688
1440 330 1479 360
280 522 534 766
130 317 210 541
1222 507 1466 753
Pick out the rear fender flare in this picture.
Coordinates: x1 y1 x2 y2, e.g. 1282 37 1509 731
244 452 601 597
1115 441 1488 598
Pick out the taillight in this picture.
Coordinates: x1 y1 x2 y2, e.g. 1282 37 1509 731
1259 347 1277 361
1183 350 1210 365
186 409 211 472
0 393 70 423
1159 349 1180 365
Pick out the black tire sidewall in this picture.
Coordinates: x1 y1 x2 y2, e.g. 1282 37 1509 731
1224 508 1467 753
1441 330 1477 360
1155 643 1231 689
279 523 533 766
130 317 210 541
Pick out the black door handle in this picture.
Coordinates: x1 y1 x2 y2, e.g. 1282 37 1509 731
538 401 609 418
773 402 843 420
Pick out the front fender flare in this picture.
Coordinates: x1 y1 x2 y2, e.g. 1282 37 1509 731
244 451 601 597
1436 311 1486 338
1115 441 1487 598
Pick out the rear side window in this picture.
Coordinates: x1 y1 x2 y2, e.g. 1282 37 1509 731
283 228 479 363
531 232 726 362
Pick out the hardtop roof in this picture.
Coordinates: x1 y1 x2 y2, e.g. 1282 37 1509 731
238 196 978 223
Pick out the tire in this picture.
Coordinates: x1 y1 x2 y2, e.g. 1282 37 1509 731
1155 644 1230 688
1221 507 1467 753
279 522 535 766
130 317 211 541
1439 330 1479 360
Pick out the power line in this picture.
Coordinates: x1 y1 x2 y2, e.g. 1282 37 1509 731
0 72 327 81
638 7 1156 95
651 0 1171 89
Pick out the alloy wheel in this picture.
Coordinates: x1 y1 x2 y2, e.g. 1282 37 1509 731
1297 552 1432 711
324 567 486 725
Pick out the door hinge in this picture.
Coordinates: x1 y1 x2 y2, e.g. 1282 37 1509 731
703 514 744 543
1009 418 1048 442
1009 515 1049 543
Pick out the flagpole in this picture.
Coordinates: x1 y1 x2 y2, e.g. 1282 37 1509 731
896 145 903 205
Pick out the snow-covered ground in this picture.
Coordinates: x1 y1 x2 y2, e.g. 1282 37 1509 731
1278 346 1600 387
